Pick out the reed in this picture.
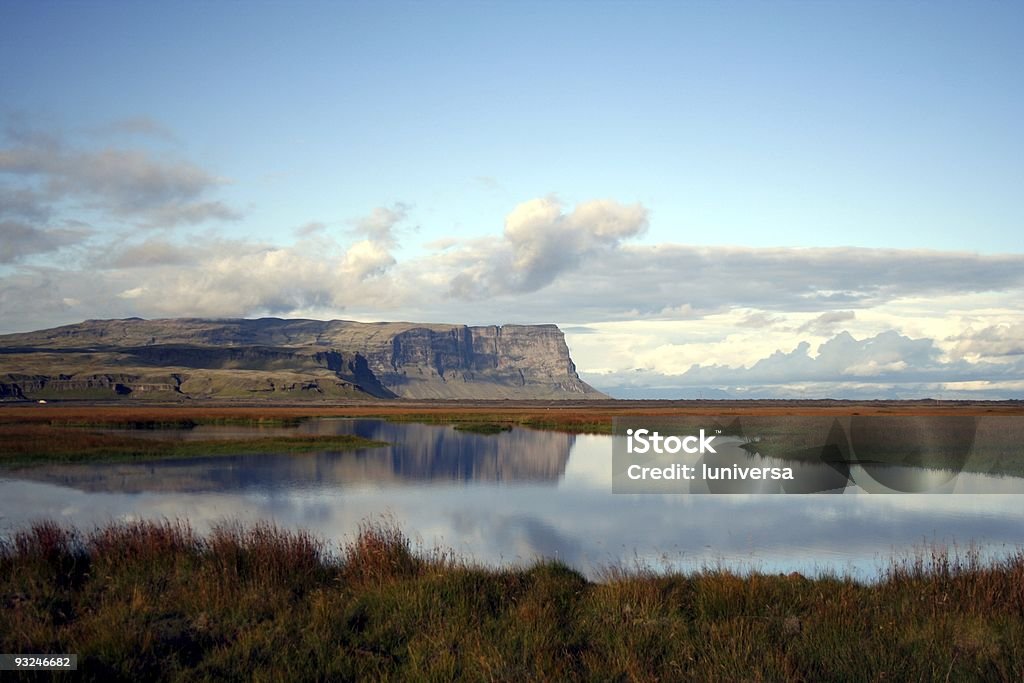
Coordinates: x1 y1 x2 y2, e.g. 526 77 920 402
2 519 1022 681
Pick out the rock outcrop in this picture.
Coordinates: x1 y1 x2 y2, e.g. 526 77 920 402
0 318 605 401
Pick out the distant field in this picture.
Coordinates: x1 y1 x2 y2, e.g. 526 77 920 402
3 398 1023 428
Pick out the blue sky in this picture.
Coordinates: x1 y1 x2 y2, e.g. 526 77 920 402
2 1 1023 398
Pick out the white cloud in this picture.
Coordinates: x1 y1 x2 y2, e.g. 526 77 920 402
797 310 855 335
446 196 648 296
349 203 408 247
341 239 396 280
585 329 1024 399
950 323 1024 361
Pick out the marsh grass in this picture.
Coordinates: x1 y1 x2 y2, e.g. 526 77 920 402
385 412 613 434
451 422 513 434
2 519 1023 681
0 424 386 467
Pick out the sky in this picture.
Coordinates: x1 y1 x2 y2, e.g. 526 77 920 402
1 0 1023 399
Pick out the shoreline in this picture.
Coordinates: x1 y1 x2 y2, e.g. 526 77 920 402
3 402 1023 473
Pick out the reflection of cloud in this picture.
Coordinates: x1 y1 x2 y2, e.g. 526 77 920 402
5 430 1024 580
492 515 586 564
8 422 574 494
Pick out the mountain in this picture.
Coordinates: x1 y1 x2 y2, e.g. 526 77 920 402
0 318 605 401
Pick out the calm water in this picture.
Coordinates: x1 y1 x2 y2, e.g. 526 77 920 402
1 418 1023 579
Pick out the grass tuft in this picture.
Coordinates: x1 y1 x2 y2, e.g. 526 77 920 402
341 520 422 585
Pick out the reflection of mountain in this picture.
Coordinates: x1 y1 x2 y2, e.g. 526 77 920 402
7 421 575 494
333 420 575 482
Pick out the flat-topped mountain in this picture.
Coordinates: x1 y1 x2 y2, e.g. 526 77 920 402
0 318 605 401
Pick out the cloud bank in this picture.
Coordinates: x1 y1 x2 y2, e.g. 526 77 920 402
3 120 1023 398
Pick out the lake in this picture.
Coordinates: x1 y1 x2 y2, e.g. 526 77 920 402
1 418 1023 579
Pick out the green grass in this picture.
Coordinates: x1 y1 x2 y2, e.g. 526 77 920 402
2 520 1023 681
0 425 387 467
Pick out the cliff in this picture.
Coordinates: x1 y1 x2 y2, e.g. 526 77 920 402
0 318 605 401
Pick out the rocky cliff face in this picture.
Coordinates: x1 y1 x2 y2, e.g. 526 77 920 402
367 324 594 399
0 318 605 401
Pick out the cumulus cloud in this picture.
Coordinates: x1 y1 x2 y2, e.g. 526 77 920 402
658 330 1016 386
349 203 409 247
9 198 1024 335
58 203 415 320
586 329 1024 399
106 244 342 317
341 239 396 280
447 197 648 296
950 323 1024 360
337 203 413 281
4 172 1024 401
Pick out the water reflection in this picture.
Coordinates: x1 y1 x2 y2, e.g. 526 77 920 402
0 419 1022 579
8 420 574 493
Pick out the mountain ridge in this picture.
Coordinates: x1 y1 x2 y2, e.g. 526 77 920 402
0 318 605 401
